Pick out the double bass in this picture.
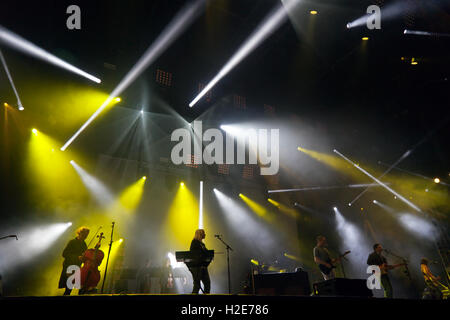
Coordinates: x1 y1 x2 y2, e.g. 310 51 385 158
80 232 105 293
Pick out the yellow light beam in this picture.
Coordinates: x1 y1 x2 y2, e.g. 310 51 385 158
117 176 147 213
267 198 299 219
166 183 199 247
239 193 273 221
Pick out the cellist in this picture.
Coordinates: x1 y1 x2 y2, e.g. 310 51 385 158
58 227 89 295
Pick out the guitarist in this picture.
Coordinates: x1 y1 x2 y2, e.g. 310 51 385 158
367 243 405 298
313 236 343 280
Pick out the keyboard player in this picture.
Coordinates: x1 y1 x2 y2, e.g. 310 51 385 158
189 229 211 294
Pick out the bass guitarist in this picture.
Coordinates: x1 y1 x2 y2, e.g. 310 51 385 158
313 236 348 280
367 243 405 298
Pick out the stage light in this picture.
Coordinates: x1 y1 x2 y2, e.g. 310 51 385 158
61 0 205 151
348 203 352 206
0 222 72 272
143 176 147 180
1 49 24 110
115 97 121 102
67 222 73 226
268 183 384 194
3 102 8 107
268 198 299 219
0 25 101 83
334 207 370 270
250 259 259 266
199 181 204 229
140 110 144 115
434 178 440 184
214 188 276 251
99 237 123 271
362 37 369 41
71 160 115 207
404 29 450 37
166 182 200 246
189 0 301 107
117 176 147 213
334 149 422 212
284 253 301 262
310 10 317 15
347 2 412 29
239 193 271 220
398 213 437 241
32 128 38 136
333 207 337 211
180 182 185 187
411 61 418 65
373 200 377 204
373 200 395 214
119 238 124 243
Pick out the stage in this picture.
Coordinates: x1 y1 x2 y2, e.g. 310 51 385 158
0 0 449 310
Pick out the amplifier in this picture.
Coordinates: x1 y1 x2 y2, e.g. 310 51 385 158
253 271 311 296
313 278 373 297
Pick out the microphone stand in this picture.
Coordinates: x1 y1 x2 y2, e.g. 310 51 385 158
101 222 115 294
215 235 233 294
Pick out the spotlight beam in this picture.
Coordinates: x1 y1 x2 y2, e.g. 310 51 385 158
348 149 411 206
404 29 450 37
346 2 417 29
0 25 101 83
61 0 205 151
333 149 422 212
199 181 203 229
268 183 387 194
189 0 301 107
350 118 450 205
378 162 450 187
0 49 24 110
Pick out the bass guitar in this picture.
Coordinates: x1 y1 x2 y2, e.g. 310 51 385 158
319 250 351 275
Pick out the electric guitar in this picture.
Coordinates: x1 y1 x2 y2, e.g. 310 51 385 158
380 262 406 275
319 250 351 275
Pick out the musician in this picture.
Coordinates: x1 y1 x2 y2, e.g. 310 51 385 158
420 258 443 300
189 229 211 294
313 236 340 280
58 227 89 295
366 243 403 298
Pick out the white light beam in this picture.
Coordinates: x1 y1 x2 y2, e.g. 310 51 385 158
0 49 24 110
333 149 422 212
189 0 301 107
0 25 101 83
61 0 205 151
